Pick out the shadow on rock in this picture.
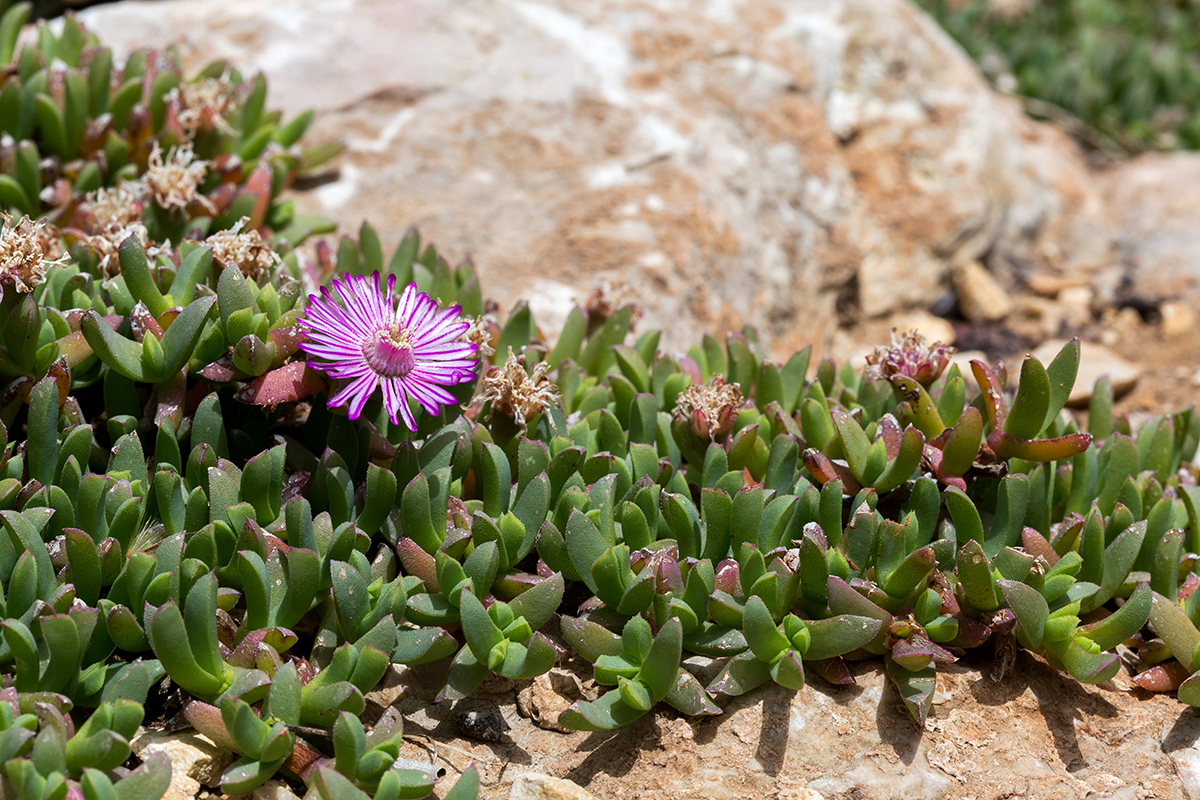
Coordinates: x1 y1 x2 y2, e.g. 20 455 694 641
566 716 655 785
753 687 796 776
966 649 1118 773
875 676 923 766
405 698 533 767
1162 706 1200 754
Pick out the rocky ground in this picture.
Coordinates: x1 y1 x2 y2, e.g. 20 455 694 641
66 0 1200 797
141 646 1200 800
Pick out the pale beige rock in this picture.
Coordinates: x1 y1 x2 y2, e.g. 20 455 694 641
366 664 416 708
1099 306 1142 348
884 310 956 346
252 780 304 800
131 729 232 799
948 349 988 379
954 262 1013 322
516 669 588 733
1027 271 1088 298
777 788 827 800
510 773 596 800
1172 746 1200 799
1103 153 1200 302
78 0 1113 356
382 653 1196 800
1019 295 1064 339
1056 285 1094 329
1031 340 1138 406
1160 300 1197 338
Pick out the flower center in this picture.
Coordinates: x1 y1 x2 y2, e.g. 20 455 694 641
364 324 416 377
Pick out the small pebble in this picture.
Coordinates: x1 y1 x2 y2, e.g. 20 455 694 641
1161 300 1198 338
455 708 508 742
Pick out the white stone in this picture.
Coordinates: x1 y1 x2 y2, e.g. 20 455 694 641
365 664 417 708
509 772 596 800
954 261 1013 323
1056 285 1094 329
1160 300 1197 338
1103 153 1200 303
884 310 956 346
130 729 233 799
251 780 304 800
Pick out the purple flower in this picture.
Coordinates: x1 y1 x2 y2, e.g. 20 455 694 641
299 272 478 430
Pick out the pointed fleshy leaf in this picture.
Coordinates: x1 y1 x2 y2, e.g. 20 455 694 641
1005 355 1050 439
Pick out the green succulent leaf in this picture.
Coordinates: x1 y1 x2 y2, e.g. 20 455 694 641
1005 355 1051 439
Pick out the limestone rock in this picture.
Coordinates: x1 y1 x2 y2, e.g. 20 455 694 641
1018 295 1064 339
1055 285 1094 330
948 349 988 379
78 0 1111 356
1103 153 1200 303
516 669 589 733
1160 300 1197 339
954 261 1013 322
1031 340 1138 406
252 780 304 800
130 728 233 798
510 773 595 800
1027 272 1089 298
1098 306 1142 348
777 789 828 800
883 310 956 346
366 664 417 708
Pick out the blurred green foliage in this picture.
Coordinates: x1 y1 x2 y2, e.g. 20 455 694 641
917 0 1200 151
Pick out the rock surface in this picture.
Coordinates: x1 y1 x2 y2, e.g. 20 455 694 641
78 0 1112 356
1102 153 1200 304
384 651 1194 800
516 669 592 733
1159 300 1197 339
129 729 231 799
251 780 304 800
509 773 596 800
954 260 1013 322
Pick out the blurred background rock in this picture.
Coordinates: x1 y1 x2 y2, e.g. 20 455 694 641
71 0 1200 409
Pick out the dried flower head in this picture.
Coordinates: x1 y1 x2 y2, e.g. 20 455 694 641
142 143 211 213
83 184 144 231
206 218 282 281
674 374 744 441
169 77 238 137
299 272 478 431
460 313 498 363
75 185 154 277
865 329 955 386
585 279 642 331
0 213 67 299
479 347 560 426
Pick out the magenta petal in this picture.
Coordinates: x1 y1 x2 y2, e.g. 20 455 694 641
299 274 478 432
328 373 378 418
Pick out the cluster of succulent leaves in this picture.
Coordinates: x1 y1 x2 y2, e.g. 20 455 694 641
11 215 1200 795
8 5 1200 800
0 1 337 241
0 218 488 798
918 0 1200 152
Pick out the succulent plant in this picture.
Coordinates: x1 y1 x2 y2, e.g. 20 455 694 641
7 5 1200 800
